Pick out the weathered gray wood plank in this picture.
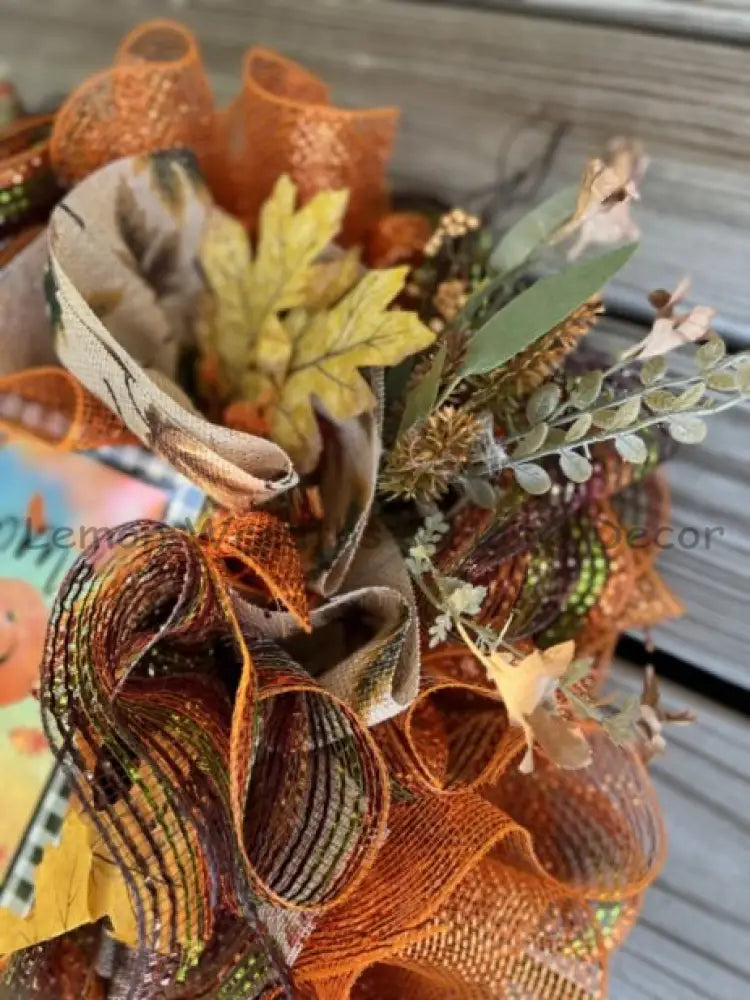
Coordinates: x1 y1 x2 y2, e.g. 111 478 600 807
480 1 750 42
2 0 750 336
608 661 750 1000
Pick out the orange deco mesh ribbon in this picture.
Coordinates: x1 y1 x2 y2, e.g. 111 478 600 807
49 20 398 245
23 522 665 999
2 509 668 999
0 367 137 451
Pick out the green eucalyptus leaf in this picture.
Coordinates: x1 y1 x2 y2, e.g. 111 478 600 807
706 371 739 393
545 426 569 447
615 433 648 464
513 422 550 459
460 244 638 378
737 359 750 393
571 371 604 410
696 335 726 370
640 356 667 386
490 185 578 275
514 463 552 495
668 414 708 444
644 388 678 413
463 477 497 509
591 407 620 430
673 380 707 409
398 342 447 435
526 383 561 425
565 412 593 441
614 395 642 428
559 450 593 484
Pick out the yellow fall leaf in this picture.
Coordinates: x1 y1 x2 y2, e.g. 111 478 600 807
265 267 435 472
198 175 433 473
198 174 350 393
305 247 362 311
197 210 255 396
0 807 137 957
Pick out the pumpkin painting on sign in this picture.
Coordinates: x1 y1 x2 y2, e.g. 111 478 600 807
0 17 745 1000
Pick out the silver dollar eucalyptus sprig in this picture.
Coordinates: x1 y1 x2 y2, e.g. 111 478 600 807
499 332 750 495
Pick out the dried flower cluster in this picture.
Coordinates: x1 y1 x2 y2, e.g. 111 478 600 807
468 295 604 410
380 406 484 502
423 208 481 257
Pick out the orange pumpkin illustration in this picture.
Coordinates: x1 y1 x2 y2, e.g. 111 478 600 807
0 579 48 706
8 726 48 755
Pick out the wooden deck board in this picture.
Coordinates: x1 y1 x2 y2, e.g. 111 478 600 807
608 661 750 999
479 1 750 42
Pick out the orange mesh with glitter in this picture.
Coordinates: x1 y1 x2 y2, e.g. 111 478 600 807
367 212 435 268
50 21 216 187
0 366 136 450
6 503 669 998
218 48 397 245
290 728 664 1000
49 22 398 246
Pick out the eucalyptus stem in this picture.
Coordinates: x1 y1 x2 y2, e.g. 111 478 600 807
516 354 740 445
506 393 746 467
503 354 746 447
504 375 696 443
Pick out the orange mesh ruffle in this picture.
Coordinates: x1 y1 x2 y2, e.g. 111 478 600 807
0 366 136 450
49 21 398 246
218 48 397 245
293 728 664 999
50 21 216 186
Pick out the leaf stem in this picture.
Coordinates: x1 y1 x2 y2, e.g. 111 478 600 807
506 392 746 466
435 377 461 410
503 354 747 446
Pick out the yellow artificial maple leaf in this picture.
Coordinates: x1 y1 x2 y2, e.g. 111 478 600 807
198 174 352 395
261 268 435 472
198 175 435 473
305 246 362 311
0 807 137 957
